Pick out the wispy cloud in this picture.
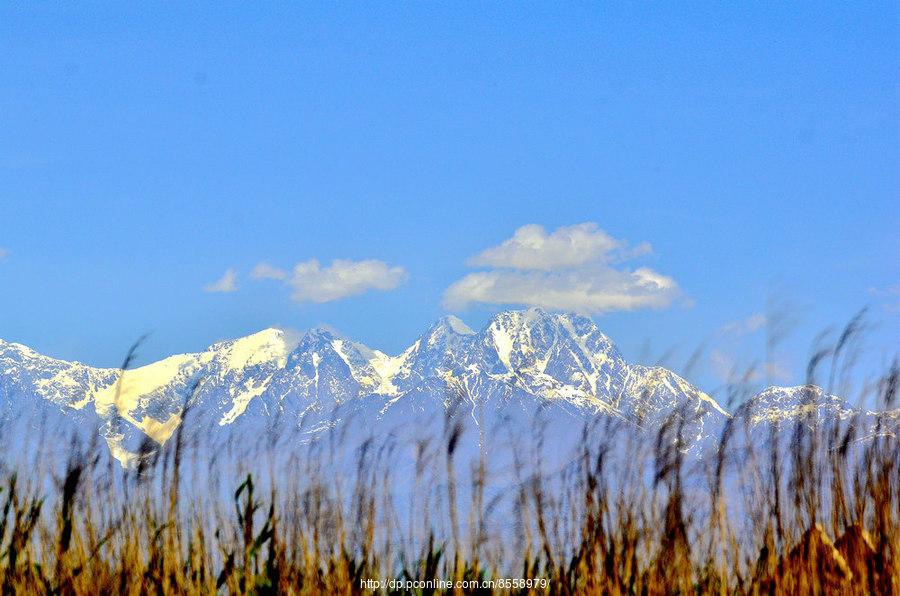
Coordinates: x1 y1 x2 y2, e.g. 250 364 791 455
0 247 8 262
443 223 680 313
869 284 900 314
718 313 767 336
708 307 795 385
710 348 791 384
250 262 288 281
204 269 238 293
253 259 407 303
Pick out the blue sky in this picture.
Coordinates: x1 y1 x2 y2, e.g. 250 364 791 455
1 4 897 393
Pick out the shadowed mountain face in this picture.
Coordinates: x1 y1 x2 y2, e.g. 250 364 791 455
0 309 885 466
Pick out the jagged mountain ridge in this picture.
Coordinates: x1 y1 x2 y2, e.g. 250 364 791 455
0 308 861 466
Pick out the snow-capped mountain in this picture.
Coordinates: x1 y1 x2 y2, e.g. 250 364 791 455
0 309 885 466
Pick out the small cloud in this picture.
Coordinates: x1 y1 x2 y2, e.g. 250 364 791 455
0 247 8 262
250 261 288 280
710 306 797 386
718 313 767 336
868 284 900 296
869 283 900 314
255 259 407 303
763 359 792 383
204 269 238 293
709 348 736 382
444 223 679 314
709 348 791 384
627 241 654 259
745 313 767 331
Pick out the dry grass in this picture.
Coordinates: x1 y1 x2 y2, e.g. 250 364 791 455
0 320 897 594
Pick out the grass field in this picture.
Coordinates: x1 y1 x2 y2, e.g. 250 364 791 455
0 324 896 595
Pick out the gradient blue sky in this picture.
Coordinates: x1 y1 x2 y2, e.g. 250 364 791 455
1 4 897 392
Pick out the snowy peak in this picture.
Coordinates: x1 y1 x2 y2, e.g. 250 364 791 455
2 309 833 466
481 308 621 374
418 316 475 360
744 385 855 424
430 315 475 338
0 338 116 409
270 326 409 405
88 328 293 441
0 310 710 425
207 328 290 371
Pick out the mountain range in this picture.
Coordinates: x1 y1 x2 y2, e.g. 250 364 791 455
0 308 886 466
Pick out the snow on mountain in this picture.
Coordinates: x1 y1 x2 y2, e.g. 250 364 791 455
0 309 884 466
0 338 116 409
744 385 855 425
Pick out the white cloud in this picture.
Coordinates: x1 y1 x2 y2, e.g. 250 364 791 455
250 261 288 280
710 348 791 384
869 283 900 314
469 223 651 271
443 223 680 314
868 284 900 296
718 313 767 336
256 259 407 303
444 268 678 313
204 269 238 293
710 311 792 385
469 223 617 270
